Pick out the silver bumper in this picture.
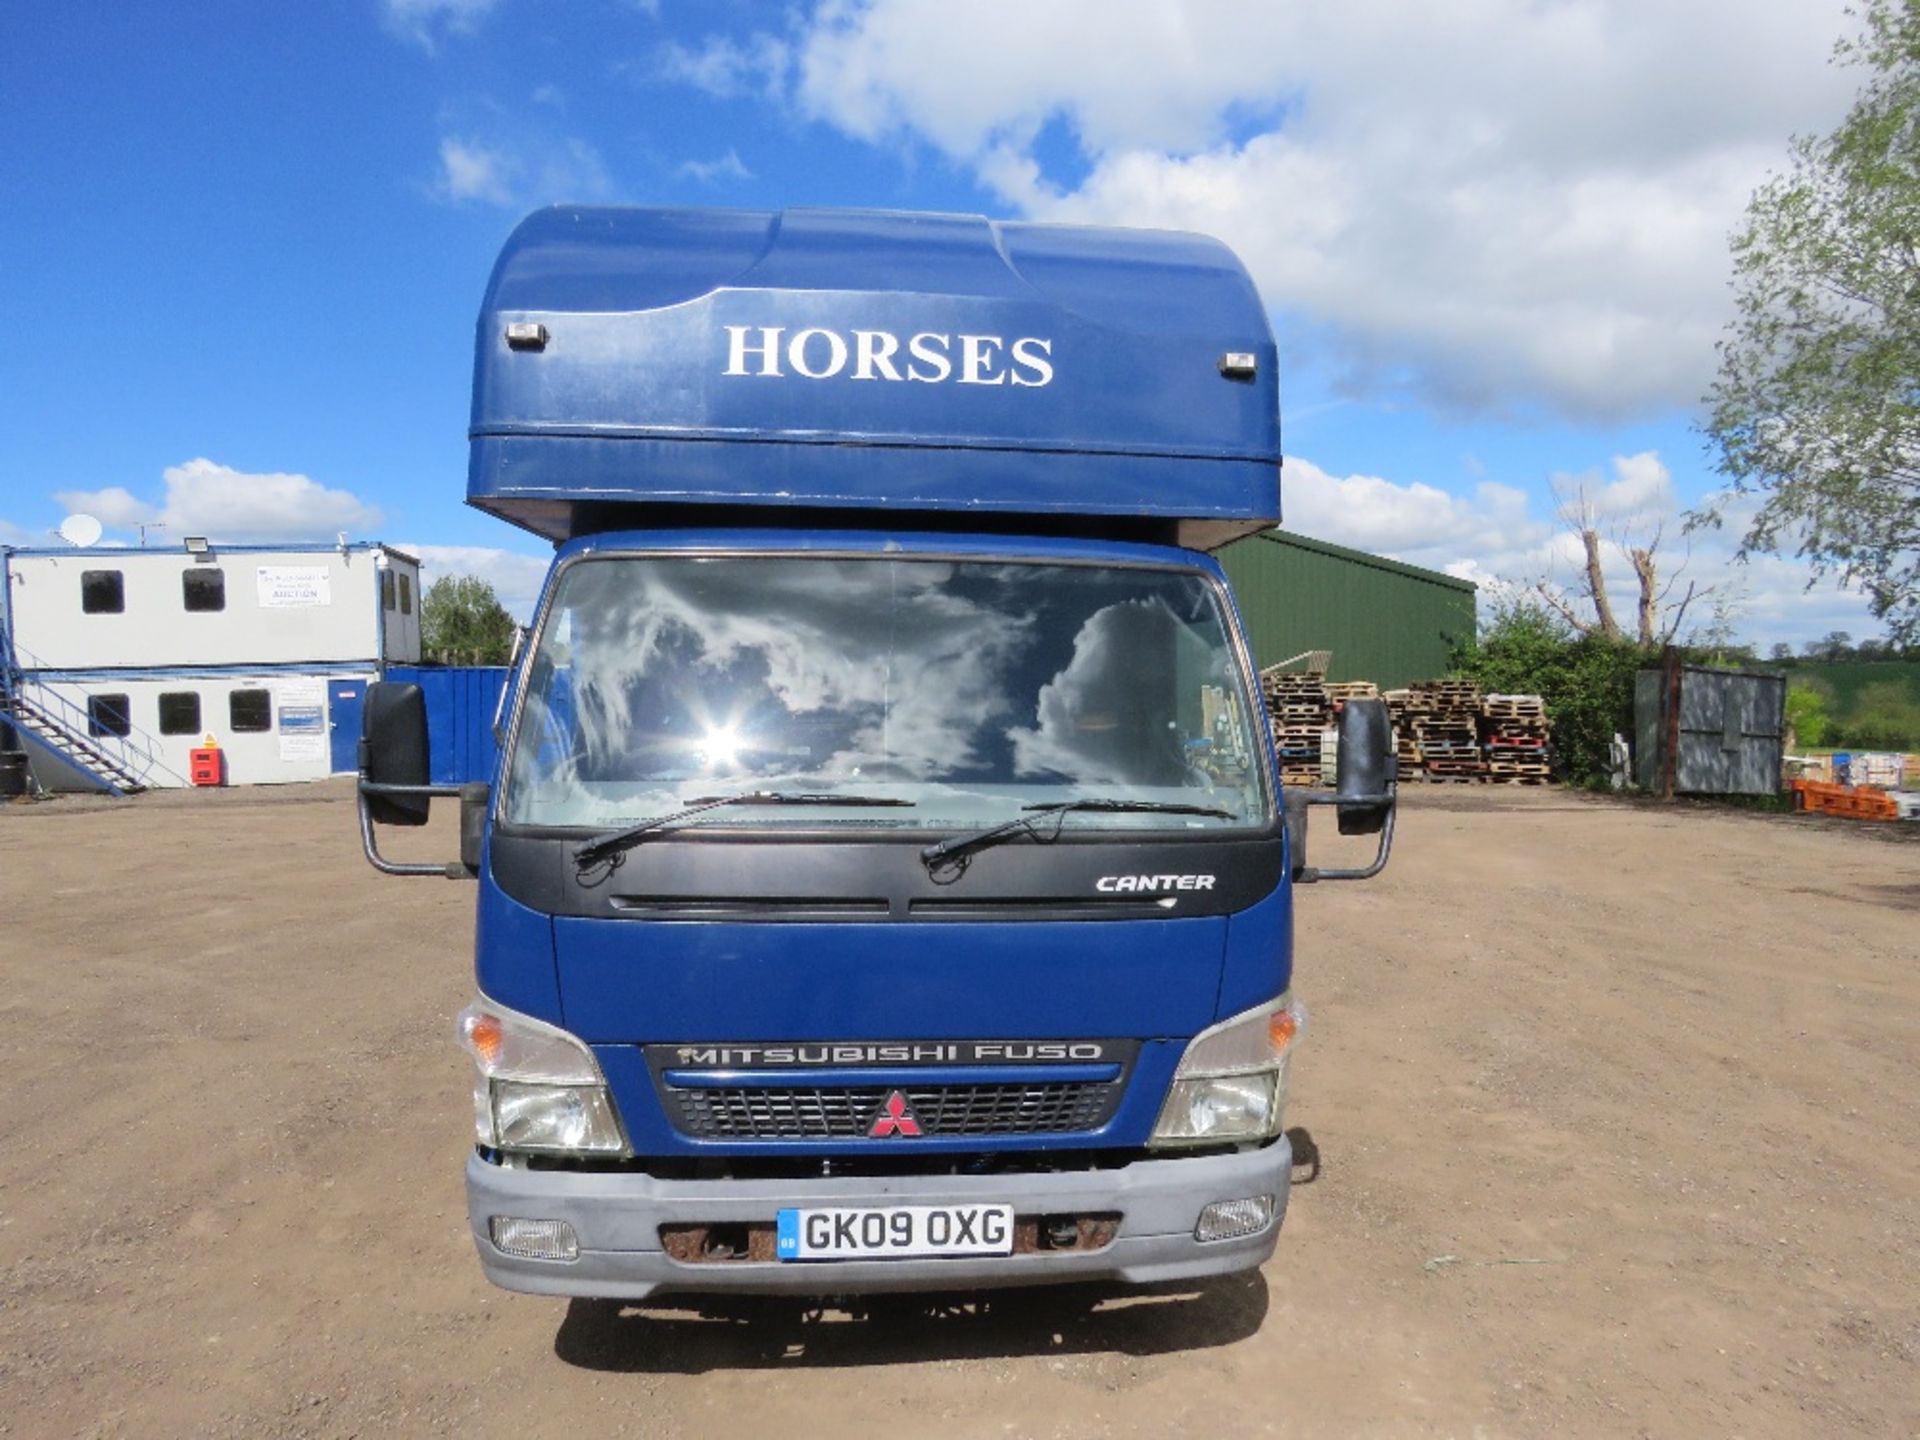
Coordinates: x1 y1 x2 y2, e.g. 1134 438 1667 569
467 1138 1291 1299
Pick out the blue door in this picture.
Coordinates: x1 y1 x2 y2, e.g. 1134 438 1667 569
328 681 366 773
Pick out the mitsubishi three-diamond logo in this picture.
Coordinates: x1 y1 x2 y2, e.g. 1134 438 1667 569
868 1090 923 1138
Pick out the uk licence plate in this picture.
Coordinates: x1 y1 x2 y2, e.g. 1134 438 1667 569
775 1204 1015 1261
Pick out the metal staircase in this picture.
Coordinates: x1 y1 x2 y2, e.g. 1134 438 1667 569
3 689 150 794
0 623 185 795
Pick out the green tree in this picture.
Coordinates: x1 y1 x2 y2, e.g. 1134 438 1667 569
1840 678 1920 746
1784 679 1834 748
1451 598 1644 787
1805 629 1856 661
1702 0 1920 644
419 575 518 665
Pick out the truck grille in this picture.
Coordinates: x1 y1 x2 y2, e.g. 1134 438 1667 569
668 1081 1119 1140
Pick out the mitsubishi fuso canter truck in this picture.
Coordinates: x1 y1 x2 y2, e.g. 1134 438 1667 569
356 205 1397 1299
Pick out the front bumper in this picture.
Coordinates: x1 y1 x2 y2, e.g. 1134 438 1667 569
467 1137 1291 1299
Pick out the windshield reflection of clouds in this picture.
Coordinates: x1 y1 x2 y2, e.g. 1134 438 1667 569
1010 598 1191 785
505 557 1264 828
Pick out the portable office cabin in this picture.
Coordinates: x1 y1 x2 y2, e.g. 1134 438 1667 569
1218 529 1478 689
1 542 421 790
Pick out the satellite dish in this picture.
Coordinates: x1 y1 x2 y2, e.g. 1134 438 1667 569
58 514 104 548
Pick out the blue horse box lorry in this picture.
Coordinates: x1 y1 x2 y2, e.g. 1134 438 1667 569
358 206 1396 1299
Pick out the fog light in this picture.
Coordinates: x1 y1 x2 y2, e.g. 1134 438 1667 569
1194 1195 1275 1243
488 1216 579 1262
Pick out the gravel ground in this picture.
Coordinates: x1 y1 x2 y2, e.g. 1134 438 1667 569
1 779 1916 1439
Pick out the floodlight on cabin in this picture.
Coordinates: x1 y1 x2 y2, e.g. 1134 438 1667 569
184 536 211 556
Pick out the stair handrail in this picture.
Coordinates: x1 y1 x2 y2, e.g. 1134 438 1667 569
0 614 20 698
8 638 191 788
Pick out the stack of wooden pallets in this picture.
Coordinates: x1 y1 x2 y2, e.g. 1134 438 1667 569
1481 693 1551 785
1381 689 1424 781
1259 669 1332 787
1408 680 1485 782
1278 674 1558 788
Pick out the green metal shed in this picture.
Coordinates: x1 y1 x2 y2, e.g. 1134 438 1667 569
1216 530 1478 688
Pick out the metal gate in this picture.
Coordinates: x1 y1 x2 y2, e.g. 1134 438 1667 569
1634 662 1786 796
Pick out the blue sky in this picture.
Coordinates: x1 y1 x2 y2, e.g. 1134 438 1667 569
0 1 1884 645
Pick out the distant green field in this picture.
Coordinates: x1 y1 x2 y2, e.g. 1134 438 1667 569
1775 659 1920 749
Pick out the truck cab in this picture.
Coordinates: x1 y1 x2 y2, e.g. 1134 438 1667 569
359 206 1395 1299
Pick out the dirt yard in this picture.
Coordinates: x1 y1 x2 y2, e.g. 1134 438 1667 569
1 780 1916 1438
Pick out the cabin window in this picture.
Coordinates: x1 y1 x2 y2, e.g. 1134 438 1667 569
229 689 272 733
382 571 397 611
81 570 124 614
398 573 413 615
88 693 132 738
158 692 202 735
182 568 226 612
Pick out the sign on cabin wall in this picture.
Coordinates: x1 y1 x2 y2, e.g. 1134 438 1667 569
277 679 328 761
257 566 332 608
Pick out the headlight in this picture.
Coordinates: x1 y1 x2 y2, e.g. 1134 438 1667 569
458 996 629 1155
1150 995 1304 1148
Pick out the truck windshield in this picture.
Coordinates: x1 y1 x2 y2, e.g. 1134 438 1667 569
502 554 1270 833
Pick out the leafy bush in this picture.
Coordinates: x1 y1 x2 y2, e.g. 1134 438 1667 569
1450 601 1643 787
1784 680 1834 748
1838 681 1920 749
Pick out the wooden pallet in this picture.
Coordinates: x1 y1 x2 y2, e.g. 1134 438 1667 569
1482 694 1547 721
1324 680 1380 701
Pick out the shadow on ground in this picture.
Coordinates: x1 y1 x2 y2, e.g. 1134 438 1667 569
554 1270 1268 1373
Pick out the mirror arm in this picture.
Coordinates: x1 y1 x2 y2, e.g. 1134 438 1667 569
357 777 473 878
1293 785 1397 883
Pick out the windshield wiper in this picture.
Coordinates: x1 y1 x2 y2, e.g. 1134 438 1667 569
575 792 915 871
919 798 1238 881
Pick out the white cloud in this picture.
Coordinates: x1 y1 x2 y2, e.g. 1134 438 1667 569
432 133 612 208
382 0 500 49
710 0 1861 421
659 34 791 100
1583 452 1675 524
156 459 382 541
401 543 552 621
1281 450 1881 646
50 464 384 546
52 485 159 529
0 516 32 546
1281 457 1550 564
436 137 518 206
677 147 754 184
55 460 382 545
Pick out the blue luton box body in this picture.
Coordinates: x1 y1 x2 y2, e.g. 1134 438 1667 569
357 205 1395 1303
468 206 1280 548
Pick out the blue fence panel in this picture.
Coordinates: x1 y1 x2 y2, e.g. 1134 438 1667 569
385 665 509 785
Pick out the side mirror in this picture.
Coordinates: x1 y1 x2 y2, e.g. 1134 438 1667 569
361 682 431 826
1284 789 1310 879
1335 698 1394 835
1290 697 1398 884
355 684 474 879
459 782 490 873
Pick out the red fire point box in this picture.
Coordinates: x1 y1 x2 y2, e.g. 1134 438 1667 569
189 743 224 787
